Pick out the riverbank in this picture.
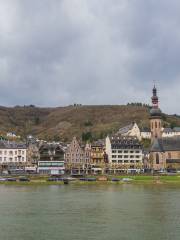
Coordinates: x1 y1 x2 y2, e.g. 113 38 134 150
1 175 180 185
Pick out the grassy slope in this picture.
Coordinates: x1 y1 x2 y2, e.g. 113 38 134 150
0 105 179 141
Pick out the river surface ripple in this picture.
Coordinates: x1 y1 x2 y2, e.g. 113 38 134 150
0 184 180 240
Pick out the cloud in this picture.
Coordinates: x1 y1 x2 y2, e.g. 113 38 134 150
0 0 180 114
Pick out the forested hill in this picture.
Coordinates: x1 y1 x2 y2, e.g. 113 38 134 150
0 105 179 142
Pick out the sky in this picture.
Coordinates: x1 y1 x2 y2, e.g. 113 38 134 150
0 0 180 114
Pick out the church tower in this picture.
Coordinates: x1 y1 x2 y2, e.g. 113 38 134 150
149 85 162 142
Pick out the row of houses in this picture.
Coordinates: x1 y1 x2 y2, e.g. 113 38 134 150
0 85 180 175
0 134 143 175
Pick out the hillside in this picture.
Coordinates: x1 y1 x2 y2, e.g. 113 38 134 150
0 105 179 142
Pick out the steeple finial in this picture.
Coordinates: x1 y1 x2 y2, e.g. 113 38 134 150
151 84 158 108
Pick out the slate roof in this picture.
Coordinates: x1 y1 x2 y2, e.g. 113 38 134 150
163 128 174 133
110 135 142 149
0 140 27 149
39 143 64 152
151 137 180 152
150 107 162 117
117 123 134 135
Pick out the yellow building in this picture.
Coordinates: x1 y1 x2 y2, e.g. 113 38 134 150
90 142 106 174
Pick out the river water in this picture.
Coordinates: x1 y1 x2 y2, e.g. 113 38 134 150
0 184 180 240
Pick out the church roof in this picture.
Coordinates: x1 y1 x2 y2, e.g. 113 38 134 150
151 137 180 152
150 107 162 117
117 123 134 135
151 138 164 152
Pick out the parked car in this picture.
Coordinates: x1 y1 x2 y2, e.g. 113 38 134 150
19 177 30 182
7 178 17 182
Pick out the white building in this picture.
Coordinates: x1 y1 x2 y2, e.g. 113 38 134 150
37 161 65 175
162 127 180 138
0 141 27 164
117 122 180 140
117 122 141 140
105 135 143 173
140 128 151 139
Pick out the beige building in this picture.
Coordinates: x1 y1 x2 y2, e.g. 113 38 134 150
150 137 180 171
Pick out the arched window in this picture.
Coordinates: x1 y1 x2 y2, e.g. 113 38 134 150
155 122 157 128
151 122 153 129
156 153 159 164
159 122 161 128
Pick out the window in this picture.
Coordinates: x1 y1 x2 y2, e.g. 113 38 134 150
124 155 128 158
155 122 157 128
112 155 117 158
112 160 116 163
130 155 134 158
0 151 2 155
130 151 134 153
156 153 159 164
124 150 128 153
118 155 122 158
118 160 123 163
168 152 171 159
118 150 122 153
112 150 116 153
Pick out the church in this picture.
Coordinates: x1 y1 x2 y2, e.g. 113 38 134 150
149 86 180 171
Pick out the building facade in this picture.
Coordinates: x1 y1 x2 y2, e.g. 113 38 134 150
0 141 27 173
106 135 143 173
38 144 65 175
149 86 180 171
90 142 106 174
65 137 91 174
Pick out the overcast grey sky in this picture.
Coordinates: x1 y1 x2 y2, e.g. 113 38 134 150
0 0 180 114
